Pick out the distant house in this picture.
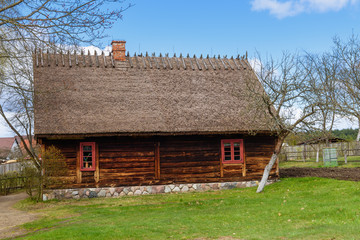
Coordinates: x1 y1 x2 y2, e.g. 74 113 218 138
33 41 278 193
296 137 347 146
0 137 17 161
0 136 36 162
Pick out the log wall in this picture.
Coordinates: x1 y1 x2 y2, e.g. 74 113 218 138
42 134 278 188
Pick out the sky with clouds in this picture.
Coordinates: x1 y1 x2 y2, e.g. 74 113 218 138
0 0 359 137
251 0 358 19
96 0 360 58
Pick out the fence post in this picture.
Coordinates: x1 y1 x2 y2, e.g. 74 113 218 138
344 145 348 164
316 146 319 163
302 144 306 162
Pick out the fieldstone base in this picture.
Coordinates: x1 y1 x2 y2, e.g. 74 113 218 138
42 180 277 201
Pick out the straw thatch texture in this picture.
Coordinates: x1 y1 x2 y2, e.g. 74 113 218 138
34 53 272 136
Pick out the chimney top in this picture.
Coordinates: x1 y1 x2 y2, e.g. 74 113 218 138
112 40 126 61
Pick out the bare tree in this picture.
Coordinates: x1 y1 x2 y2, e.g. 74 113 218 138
250 52 327 193
0 0 131 200
301 52 338 161
331 34 360 141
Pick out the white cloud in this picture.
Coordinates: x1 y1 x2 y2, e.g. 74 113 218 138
82 46 111 55
251 0 358 19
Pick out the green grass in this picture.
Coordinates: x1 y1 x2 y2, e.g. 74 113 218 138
12 178 360 240
280 156 360 168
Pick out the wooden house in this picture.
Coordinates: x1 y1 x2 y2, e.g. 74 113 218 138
33 41 278 193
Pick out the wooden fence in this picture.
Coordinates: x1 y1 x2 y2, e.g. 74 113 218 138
0 162 22 175
0 174 26 195
280 141 360 162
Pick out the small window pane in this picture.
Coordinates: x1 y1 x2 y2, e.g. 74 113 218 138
83 157 92 168
83 145 92 151
81 142 95 171
83 152 92 157
222 140 242 163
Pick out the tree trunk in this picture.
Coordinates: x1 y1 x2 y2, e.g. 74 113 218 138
256 137 284 193
357 125 360 142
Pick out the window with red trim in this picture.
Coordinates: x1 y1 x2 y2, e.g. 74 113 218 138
80 142 95 171
221 139 244 164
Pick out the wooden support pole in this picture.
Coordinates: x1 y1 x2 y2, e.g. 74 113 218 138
155 142 160 179
243 145 246 177
220 145 224 178
95 143 100 183
76 144 82 184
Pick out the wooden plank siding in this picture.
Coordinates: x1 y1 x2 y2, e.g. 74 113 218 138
41 135 278 189
98 141 155 186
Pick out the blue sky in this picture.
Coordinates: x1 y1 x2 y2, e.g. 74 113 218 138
1 0 359 137
100 0 360 59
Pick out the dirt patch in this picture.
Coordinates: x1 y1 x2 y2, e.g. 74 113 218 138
0 192 38 239
280 167 360 181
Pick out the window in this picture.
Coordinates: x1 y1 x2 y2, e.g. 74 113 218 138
221 139 244 164
80 142 95 171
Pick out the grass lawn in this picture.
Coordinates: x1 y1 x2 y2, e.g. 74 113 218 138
280 156 360 168
12 178 360 240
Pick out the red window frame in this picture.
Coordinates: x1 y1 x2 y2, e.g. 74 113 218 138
80 142 96 171
221 139 244 164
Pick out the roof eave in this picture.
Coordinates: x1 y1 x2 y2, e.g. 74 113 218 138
35 130 278 140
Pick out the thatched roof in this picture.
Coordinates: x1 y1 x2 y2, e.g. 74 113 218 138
34 51 273 137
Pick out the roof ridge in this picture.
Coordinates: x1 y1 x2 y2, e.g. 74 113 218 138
34 48 252 71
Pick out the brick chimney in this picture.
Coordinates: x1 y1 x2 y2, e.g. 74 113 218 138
111 40 126 61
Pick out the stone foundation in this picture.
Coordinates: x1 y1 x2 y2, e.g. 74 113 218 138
43 180 277 201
